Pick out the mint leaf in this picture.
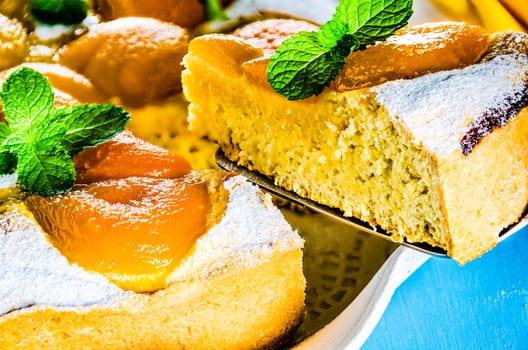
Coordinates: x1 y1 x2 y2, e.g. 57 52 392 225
319 20 348 49
4 129 74 195
0 123 10 139
52 104 130 155
10 138 75 196
267 32 347 100
203 0 227 21
31 0 88 25
0 123 16 173
267 0 413 100
0 150 16 174
338 0 414 44
0 67 129 196
1 67 54 131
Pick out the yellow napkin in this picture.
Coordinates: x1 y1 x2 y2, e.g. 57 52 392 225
430 0 527 32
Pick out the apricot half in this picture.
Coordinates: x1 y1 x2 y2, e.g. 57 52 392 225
59 17 189 107
186 34 264 77
74 130 191 183
233 19 319 56
26 175 211 292
28 131 200 292
0 62 108 107
335 22 489 90
93 0 205 28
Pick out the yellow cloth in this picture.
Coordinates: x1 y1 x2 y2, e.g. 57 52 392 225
430 0 527 32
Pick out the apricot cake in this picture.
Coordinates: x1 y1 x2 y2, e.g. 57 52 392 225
0 130 305 349
182 20 528 264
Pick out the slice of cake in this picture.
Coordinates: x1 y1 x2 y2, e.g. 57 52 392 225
0 136 305 349
182 20 528 264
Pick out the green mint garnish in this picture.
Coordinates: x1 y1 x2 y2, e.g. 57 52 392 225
267 0 413 100
0 123 16 174
0 67 130 196
203 0 228 21
31 0 88 25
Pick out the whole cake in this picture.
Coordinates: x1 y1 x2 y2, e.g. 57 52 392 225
182 19 528 264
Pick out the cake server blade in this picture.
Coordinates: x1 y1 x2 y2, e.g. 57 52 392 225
215 149 527 257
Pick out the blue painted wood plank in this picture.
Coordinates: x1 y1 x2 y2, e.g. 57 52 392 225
362 227 528 350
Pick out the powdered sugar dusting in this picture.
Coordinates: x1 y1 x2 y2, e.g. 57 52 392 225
0 207 127 315
167 176 303 283
374 54 528 155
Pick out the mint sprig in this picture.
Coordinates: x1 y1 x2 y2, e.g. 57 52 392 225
0 67 130 196
267 0 413 100
31 0 88 25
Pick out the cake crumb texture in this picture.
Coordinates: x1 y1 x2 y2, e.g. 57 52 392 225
183 32 528 264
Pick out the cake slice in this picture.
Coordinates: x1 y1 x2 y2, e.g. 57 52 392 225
182 20 528 264
0 141 305 349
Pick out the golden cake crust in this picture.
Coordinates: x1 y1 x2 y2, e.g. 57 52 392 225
1 249 304 350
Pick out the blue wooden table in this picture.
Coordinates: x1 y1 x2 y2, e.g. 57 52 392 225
361 227 528 349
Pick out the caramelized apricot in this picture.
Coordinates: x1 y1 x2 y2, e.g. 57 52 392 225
0 62 108 122
234 22 488 92
241 57 271 88
25 175 211 292
74 130 191 183
186 34 263 77
93 0 205 28
59 17 189 107
231 19 320 87
233 19 319 56
335 22 489 90
1 62 108 106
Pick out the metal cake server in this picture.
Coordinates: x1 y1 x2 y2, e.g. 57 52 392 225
216 149 528 257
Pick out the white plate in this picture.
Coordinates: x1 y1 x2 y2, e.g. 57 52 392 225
294 245 429 349
279 207 429 349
